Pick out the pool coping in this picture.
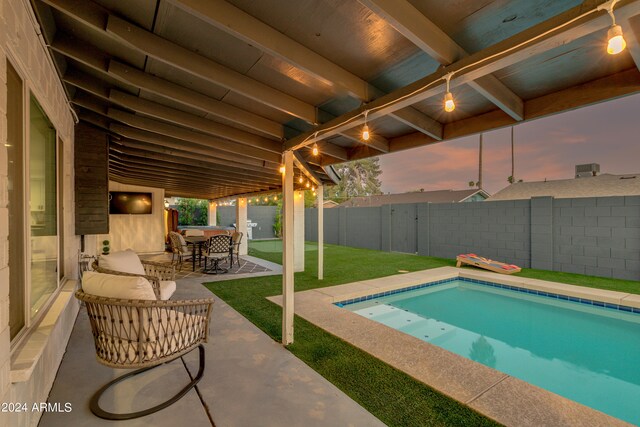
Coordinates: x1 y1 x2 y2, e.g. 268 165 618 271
267 267 635 427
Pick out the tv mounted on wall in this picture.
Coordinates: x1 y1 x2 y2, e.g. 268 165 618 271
109 192 153 215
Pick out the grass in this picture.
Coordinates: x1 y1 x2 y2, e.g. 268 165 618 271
206 242 639 427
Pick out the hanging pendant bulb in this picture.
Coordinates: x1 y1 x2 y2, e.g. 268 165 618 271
444 92 455 112
279 165 285 174
443 73 455 112
362 124 370 141
312 143 319 156
362 110 370 141
607 24 626 54
306 181 310 188
298 176 303 184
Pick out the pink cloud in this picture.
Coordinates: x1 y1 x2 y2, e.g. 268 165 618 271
379 93 640 195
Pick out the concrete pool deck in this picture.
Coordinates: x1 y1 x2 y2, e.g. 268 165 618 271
268 266 635 427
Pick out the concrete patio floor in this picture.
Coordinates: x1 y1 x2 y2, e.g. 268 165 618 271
40 257 384 427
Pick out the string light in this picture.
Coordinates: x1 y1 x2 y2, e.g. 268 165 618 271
292 2 622 152
279 165 285 174
298 176 304 184
603 0 626 54
362 110 370 141
312 143 319 156
444 73 455 112
273 195 278 201
306 181 310 188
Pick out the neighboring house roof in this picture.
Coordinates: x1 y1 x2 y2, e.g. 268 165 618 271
489 173 640 200
338 189 489 207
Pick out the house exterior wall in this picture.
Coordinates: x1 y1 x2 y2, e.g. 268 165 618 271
97 181 165 254
305 196 640 280
1 1 78 425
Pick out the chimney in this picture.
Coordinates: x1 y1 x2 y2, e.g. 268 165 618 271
575 163 600 178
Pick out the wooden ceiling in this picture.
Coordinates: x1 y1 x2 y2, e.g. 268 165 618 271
31 0 640 199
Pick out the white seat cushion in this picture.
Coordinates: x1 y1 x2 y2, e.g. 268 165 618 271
82 271 156 300
99 249 146 275
159 280 176 300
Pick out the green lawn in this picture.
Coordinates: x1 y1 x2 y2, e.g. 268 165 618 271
206 242 639 427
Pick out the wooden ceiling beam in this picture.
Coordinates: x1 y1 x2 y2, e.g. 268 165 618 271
53 32 284 138
107 60 283 139
340 129 389 153
285 0 640 150
107 109 280 165
111 138 282 183
109 143 281 183
108 89 281 153
378 67 640 157
70 91 280 173
621 18 640 71
109 165 264 192
358 0 524 121
109 155 270 186
109 164 269 191
108 173 230 198
105 15 315 123
169 0 442 141
168 0 370 101
44 0 316 122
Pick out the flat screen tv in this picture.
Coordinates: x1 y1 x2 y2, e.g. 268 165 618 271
109 192 153 215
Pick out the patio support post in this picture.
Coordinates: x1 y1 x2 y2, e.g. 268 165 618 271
282 151 295 345
236 197 248 255
294 190 305 272
317 185 324 280
208 201 217 226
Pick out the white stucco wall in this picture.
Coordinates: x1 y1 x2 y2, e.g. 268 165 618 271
98 181 166 254
0 0 78 426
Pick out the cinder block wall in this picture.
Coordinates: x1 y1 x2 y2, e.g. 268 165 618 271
305 196 640 280
218 206 278 239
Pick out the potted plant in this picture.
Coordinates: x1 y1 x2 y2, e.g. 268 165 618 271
102 240 110 255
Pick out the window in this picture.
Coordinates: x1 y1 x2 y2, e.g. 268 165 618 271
7 61 25 340
29 97 58 318
7 60 61 341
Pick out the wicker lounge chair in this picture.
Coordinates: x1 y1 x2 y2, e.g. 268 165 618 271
76 287 214 420
92 250 176 300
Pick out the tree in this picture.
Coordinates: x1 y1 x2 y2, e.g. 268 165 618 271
325 157 383 201
176 198 209 225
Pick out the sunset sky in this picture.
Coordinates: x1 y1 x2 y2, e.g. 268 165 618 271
378 93 640 195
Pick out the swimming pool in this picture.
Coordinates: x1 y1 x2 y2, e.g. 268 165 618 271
340 278 640 425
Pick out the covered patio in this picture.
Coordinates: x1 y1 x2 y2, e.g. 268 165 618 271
2 0 640 426
41 267 384 427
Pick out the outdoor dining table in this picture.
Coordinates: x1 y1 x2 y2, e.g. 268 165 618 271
183 235 207 272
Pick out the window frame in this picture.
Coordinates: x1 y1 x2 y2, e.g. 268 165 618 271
7 56 64 347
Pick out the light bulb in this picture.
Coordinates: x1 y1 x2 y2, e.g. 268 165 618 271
312 143 319 156
274 196 278 201
313 192 316 196
279 165 285 174
311 186 315 191
306 181 310 188
607 25 626 54
444 92 455 112
362 124 370 141
299 176 303 183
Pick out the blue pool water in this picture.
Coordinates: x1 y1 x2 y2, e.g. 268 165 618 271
343 279 640 425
